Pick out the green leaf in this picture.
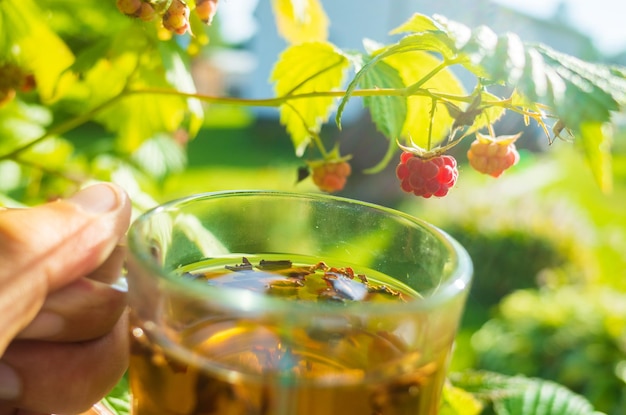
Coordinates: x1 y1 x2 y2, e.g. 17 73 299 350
434 17 624 127
450 371 605 415
102 374 131 415
465 91 507 135
157 41 204 138
0 101 51 154
494 379 601 415
0 0 75 102
440 382 484 415
96 71 189 153
271 0 329 44
576 121 613 193
75 28 198 153
271 42 349 156
390 12 442 35
385 51 466 148
131 133 187 180
335 31 455 130
449 371 522 401
536 44 622 125
425 16 623 190
358 58 407 139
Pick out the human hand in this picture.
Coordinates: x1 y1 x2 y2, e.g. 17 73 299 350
0 183 131 415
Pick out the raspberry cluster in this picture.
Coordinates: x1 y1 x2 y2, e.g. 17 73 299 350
312 161 352 193
396 152 458 198
116 0 219 35
116 0 152 19
467 134 520 177
162 0 191 35
195 0 219 24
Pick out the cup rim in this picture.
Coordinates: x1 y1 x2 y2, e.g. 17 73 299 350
127 190 473 315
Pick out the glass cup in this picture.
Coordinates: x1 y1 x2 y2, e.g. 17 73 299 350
126 190 472 415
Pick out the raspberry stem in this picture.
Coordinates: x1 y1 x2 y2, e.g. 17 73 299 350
0 84 554 166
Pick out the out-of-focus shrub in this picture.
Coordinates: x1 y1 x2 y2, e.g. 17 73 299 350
472 287 626 415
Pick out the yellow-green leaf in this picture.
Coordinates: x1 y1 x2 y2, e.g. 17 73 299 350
577 121 613 192
271 42 349 156
465 91 507 135
390 13 442 35
157 41 204 138
440 382 483 415
0 0 75 102
359 59 407 140
385 51 466 148
271 0 329 44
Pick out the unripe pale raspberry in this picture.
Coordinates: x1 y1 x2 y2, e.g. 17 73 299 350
116 0 142 16
195 0 219 24
396 152 458 198
137 2 157 21
163 0 191 34
467 132 520 177
312 161 352 193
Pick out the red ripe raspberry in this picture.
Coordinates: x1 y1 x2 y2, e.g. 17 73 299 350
312 161 352 193
396 152 458 198
163 0 191 35
195 0 219 24
467 133 520 177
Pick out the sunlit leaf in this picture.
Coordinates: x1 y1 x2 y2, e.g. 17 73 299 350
336 31 455 129
0 101 51 154
481 32 526 85
385 51 466 148
465 91 507 135
0 161 22 193
271 0 329 44
0 0 75 102
358 58 407 140
271 42 349 155
74 27 195 153
157 41 204 138
440 382 483 415
19 136 75 170
577 121 612 193
98 87 188 154
390 12 442 35
132 134 187 180
424 15 625 190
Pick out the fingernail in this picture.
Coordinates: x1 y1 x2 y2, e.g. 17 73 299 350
0 362 21 400
69 183 121 214
18 311 65 339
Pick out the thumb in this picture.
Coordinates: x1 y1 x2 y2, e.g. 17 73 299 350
0 183 131 354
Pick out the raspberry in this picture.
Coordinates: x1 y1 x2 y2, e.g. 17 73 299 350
116 0 142 16
195 0 219 24
312 161 352 193
467 133 520 177
137 2 157 21
163 0 191 35
396 152 458 198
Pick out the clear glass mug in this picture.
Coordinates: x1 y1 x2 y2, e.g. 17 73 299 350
125 190 472 415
